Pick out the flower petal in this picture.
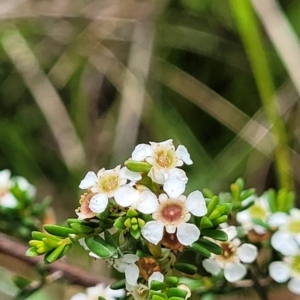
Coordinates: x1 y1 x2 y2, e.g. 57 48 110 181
176 223 200 246
268 212 288 228
114 185 140 207
271 231 299 256
167 168 188 183
141 221 164 245
79 172 97 189
237 243 258 263
176 145 193 165
148 271 164 287
135 191 159 214
123 254 139 264
125 263 140 286
89 194 108 213
148 168 165 184
0 193 17 208
185 191 207 217
163 179 186 199
132 144 152 161
120 167 142 181
288 277 300 295
202 258 220 275
224 262 246 282
269 261 290 283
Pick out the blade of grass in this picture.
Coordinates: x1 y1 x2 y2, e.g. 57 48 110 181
229 0 294 192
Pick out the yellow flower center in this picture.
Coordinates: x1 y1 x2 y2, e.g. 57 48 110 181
291 255 300 274
154 148 175 169
98 175 119 194
249 204 267 221
288 220 300 234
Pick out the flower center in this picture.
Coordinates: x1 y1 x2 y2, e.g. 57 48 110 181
291 255 300 275
288 220 300 234
158 201 185 225
216 242 236 263
154 148 175 169
249 204 267 221
98 175 119 193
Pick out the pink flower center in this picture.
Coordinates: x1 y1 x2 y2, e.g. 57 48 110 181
217 242 236 263
158 200 186 225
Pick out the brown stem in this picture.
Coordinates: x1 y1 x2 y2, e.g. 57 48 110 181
0 233 112 287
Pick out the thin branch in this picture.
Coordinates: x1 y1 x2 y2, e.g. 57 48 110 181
0 233 112 287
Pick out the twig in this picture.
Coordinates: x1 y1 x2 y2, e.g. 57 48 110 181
0 233 112 287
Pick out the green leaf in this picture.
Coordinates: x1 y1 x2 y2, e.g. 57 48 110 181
86 236 117 258
174 263 197 275
104 230 118 248
150 280 166 291
240 188 256 201
212 215 228 226
43 224 75 237
110 279 126 290
69 222 95 234
125 160 151 172
199 216 213 230
165 276 179 287
198 238 223 255
208 209 221 221
31 231 60 241
130 228 141 239
201 229 228 241
114 216 127 229
206 196 219 216
190 243 211 258
166 287 188 298
127 208 139 218
44 244 65 263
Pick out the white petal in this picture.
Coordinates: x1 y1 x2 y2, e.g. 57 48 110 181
148 271 164 287
136 191 159 214
0 193 18 208
176 145 193 165
141 221 164 245
222 226 237 241
271 231 298 256
289 208 300 219
237 243 258 263
185 191 207 217
167 168 188 183
0 169 11 186
79 172 97 189
132 144 152 161
123 254 139 264
166 225 176 234
120 167 142 181
89 194 108 213
114 185 140 207
269 261 290 283
268 212 288 228
176 223 200 246
148 168 165 184
224 262 246 282
125 263 140 286
163 179 186 199
288 277 300 294
202 258 220 275
70 293 87 300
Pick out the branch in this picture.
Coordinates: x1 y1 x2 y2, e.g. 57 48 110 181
0 233 112 287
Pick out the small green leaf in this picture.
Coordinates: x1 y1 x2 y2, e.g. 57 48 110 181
44 244 65 263
201 229 228 241
150 280 166 291
165 276 179 287
208 209 221 221
198 238 222 255
130 228 141 239
104 230 118 248
212 215 228 226
125 160 151 172
25 247 39 257
70 222 95 233
174 263 197 275
199 216 213 230
127 208 139 218
114 216 127 229
166 287 188 298
85 237 113 258
43 224 75 237
110 279 126 290
206 196 219 216
190 243 211 258
31 231 60 241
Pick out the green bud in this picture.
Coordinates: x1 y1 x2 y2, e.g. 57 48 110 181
25 247 39 257
67 218 99 228
42 237 60 248
130 228 141 239
208 209 221 221
45 244 65 263
124 218 131 228
31 231 60 241
125 160 152 173
149 291 166 300
230 183 240 200
174 263 197 275
127 208 139 218
138 218 145 228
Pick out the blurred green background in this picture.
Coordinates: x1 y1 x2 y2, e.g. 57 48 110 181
1 0 300 299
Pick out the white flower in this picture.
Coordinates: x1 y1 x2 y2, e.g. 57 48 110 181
113 254 140 286
202 226 258 282
236 195 270 234
79 165 141 214
141 190 206 246
70 283 125 300
131 140 192 195
0 170 36 208
269 255 300 295
271 208 300 256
